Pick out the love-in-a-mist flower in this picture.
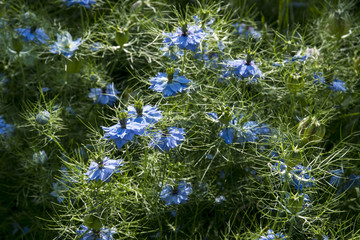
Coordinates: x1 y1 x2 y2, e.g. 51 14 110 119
160 44 184 60
102 111 145 149
234 23 261 40
257 229 286 240
84 157 124 182
313 72 326 85
163 21 206 52
63 0 96 9
225 54 264 82
88 83 119 106
207 110 238 144
50 182 69 203
329 79 346 92
235 121 271 143
290 164 315 191
0 116 14 137
160 181 192 205
76 225 116 240
127 100 162 127
16 26 49 44
49 31 82 58
149 68 191 97
148 127 185 151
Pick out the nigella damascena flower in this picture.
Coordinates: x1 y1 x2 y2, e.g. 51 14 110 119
234 23 261 40
163 22 206 52
49 31 82 58
63 0 96 9
149 68 191 97
224 57 264 82
16 26 49 44
50 182 68 203
127 103 162 127
160 44 184 60
257 229 286 240
291 164 315 191
76 225 116 240
102 112 145 149
148 127 185 151
88 83 119 106
84 157 124 182
235 121 271 143
0 116 14 137
329 79 346 92
160 181 192 206
313 72 326 85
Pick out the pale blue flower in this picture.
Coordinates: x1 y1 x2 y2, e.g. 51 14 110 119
149 70 191 97
33 150 48 164
84 157 124 182
160 180 192 206
234 23 261 40
329 79 346 92
257 229 286 240
127 105 162 126
149 127 185 151
225 58 264 80
50 182 69 203
49 31 82 58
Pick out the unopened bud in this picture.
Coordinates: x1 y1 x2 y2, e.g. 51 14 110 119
12 37 23 54
297 116 326 145
328 10 351 38
115 29 129 47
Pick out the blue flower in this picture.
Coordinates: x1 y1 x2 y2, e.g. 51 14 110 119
50 182 69 203
330 169 360 193
284 54 309 64
102 117 145 149
329 79 346 92
290 164 315 191
84 157 124 182
36 110 50 125
63 0 96 9
234 23 261 40
257 229 286 240
163 23 206 52
160 44 184 60
313 72 326 85
127 104 162 126
16 27 49 44
224 58 264 82
88 83 119 106
149 69 191 97
219 128 235 144
160 180 192 206
236 121 270 143
149 127 185 151
0 116 14 137
49 31 82 58
76 225 116 240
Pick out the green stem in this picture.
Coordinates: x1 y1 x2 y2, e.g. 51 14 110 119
18 55 26 101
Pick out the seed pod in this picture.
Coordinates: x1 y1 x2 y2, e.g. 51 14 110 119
115 29 129 47
297 116 326 144
36 110 50 125
328 10 351 38
12 37 23 54
287 193 304 214
83 215 102 230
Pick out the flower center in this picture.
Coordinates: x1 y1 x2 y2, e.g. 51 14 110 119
119 111 128 129
166 67 175 83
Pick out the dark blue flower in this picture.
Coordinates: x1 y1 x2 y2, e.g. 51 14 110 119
149 127 185 151
163 23 206 52
0 116 14 137
102 119 145 149
49 31 82 58
127 104 162 126
88 83 119 106
149 69 191 97
76 225 116 240
160 180 192 206
313 72 326 85
329 79 346 92
16 27 49 44
257 229 286 240
290 164 315 191
219 128 235 144
84 157 124 182
63 0 96 9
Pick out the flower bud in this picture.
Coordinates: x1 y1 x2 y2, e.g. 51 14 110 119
11 37 23 54
328 10 351 38
33 150 48 165
36 110 50 125
83 214 102 231
297 116 326 145
287 193 304 214
166 67 175 83
115 28 129 47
